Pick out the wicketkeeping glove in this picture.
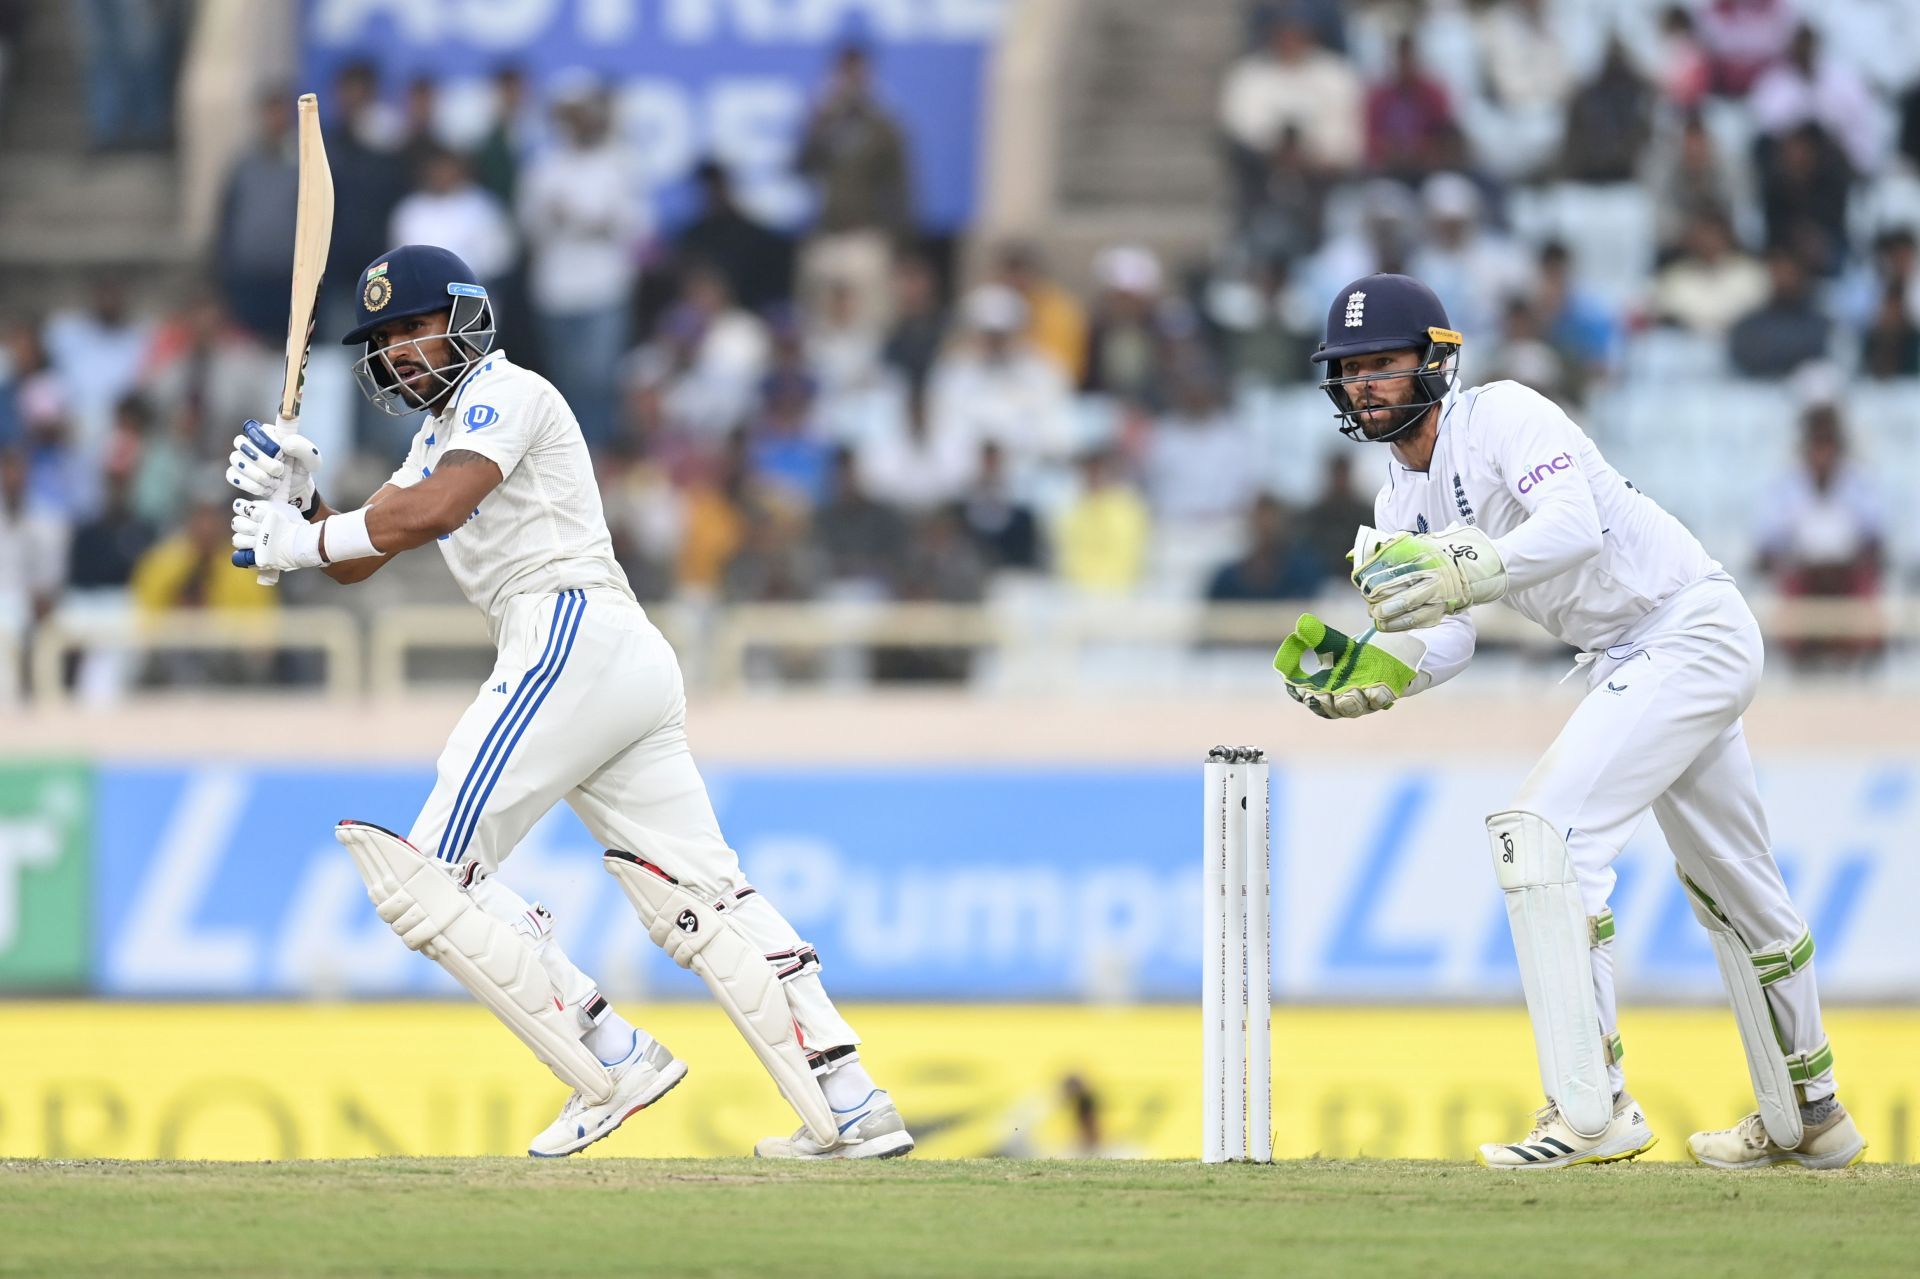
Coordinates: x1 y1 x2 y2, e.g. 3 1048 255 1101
1349 523 1507 632
1273 613 1428 719
226 419 322 515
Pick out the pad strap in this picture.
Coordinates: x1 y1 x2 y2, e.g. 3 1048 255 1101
1786 1040 1834 1084
1752 929 1815 987
1589 909 1615 947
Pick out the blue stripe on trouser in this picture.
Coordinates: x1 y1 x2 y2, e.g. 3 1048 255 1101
444 589 588 864
439 590 581 862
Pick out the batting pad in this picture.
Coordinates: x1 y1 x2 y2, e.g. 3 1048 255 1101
336 820 615 1103
1488 809 1612 1139
1680 870 1819 1151
604 850 837 1145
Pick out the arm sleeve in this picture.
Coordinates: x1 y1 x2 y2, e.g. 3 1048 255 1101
1482 391 1605 592
440 376 544 483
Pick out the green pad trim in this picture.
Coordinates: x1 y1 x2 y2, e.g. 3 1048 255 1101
1604 1032 1625 1066
1752 929 1815 987
1589 909 1615 947
1786 1040 1833 1084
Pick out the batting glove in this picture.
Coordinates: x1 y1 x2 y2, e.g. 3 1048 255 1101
226 419 322 515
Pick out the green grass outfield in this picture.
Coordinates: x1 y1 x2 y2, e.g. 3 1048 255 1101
3 1158 1915 1278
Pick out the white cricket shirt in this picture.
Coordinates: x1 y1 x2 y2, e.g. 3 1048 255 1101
1370 380 1720 685
384 352 634 633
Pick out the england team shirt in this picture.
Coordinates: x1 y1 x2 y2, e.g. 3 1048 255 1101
1370 381 1720 685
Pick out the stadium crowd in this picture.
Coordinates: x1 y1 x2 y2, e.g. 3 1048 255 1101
1 0 1913 688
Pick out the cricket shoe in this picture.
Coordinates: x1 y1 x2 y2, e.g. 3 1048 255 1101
1687 1098 1866 1170
528 1035 687 1157
753 1090 915 1160
1477 1092 1657 1169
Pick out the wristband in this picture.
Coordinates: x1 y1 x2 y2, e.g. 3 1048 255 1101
320 506 381 564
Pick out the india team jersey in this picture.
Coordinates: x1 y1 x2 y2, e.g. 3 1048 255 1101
1372 380 1718 657
384 351 633 631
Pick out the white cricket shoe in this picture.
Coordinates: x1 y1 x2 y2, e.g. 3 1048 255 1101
527 1035 687 1158
1687 1100 1866 1170
1477 1092 1657 1169
753 1089 915 1160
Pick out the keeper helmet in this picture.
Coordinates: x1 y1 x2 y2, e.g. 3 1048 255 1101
1309 273 1463 442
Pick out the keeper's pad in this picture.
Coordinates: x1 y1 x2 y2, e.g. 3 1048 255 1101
604 850 837 1145
337 820 614 1103
1488 810 1612 1139
1679 870 1826 1150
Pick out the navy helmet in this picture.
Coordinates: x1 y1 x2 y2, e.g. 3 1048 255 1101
1309 273 1462 442
342 245 496 415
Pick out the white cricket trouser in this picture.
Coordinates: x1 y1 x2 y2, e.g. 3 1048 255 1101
1512 576 1834 1100
409 585 858 1056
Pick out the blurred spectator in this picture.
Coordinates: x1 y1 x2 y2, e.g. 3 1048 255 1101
675 433 752 594
722 498 824 604
1727 250 1832 378
1298 178 1418 307
677 159 794 315
1242 125 1334 263
883 507 987 684
1841 227 1920 332
859 377 977 513
1473 0 1575 179
130 401 202 529
1083 246 1171 406
517 78 643 447
391 147 516 295
138 292 276 456
128 495 276 687
746 371 832 509
1206 496 1322 602
1056 451 1150 595
473 67 536 208
67 462 154 590
1859 284 1920 379
1756 405 1883 667
1749 24 1886 176
1649 112 1741 255
1533 242 1618 383
796 45 913 334
215 89 300 343
641 268 771 441
1208 256 1317 387
1143 364 1254 525
1902 81 1920 173
1560 40 1652 184
1652 211 1769 336
957 443 1039 572
1218 7 1363 209
597 440 680 603
807 278 885 405
879 253 950 387
814 447 906 587
1 325 61 453
994 243 1087 384
322 61 409 323
1650 5 1711 112
931 286 1073 479
0 449 67 662
71 0 176 150
1365 34 1456 182
1489 298 1571 403
397 75 447 177
1407 174 1529 354
43 279 152 456
1696 0 1797 97
1298 455 1373 584
1757 123 1851 278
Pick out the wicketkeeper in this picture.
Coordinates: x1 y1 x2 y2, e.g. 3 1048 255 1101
1275 272 1865 1171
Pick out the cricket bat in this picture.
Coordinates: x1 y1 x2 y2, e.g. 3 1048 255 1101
258 91 336 585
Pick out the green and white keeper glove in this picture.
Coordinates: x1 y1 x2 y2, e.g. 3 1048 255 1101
1349 524 1508 632
1273 613 1429 719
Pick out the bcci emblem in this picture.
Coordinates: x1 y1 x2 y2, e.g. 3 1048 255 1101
363 273 392 313
1343 291 1367 328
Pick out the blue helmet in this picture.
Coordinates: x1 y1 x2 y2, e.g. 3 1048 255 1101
341 245 496 415
1309 273 1463 442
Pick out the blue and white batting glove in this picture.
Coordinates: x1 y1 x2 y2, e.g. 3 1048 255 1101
226 419 322 515
231 498 326 573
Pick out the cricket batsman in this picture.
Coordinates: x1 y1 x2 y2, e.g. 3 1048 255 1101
1274 273 1866 1171
224 245 912 1160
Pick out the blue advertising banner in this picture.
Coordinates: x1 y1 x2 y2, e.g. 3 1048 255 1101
299 0 1009 230
92 760 1919 1001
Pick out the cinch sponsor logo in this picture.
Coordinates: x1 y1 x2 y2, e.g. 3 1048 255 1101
1517 453 1574 494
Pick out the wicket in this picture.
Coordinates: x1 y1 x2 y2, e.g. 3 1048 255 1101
1203 746 1272 1163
